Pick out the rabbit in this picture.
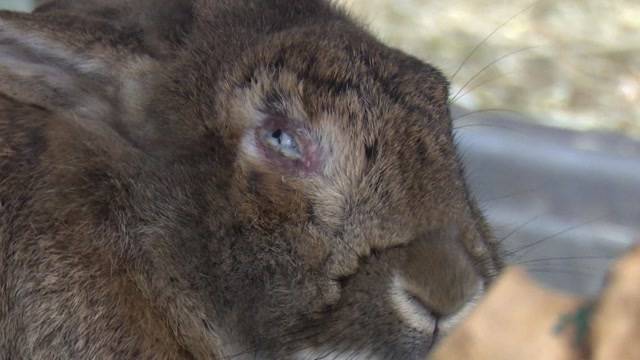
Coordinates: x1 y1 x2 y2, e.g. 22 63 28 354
0 0 502 359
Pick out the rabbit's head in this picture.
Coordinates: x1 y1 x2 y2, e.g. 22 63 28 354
1 1 501 359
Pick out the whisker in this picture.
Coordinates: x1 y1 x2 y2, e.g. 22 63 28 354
452 108 529 122
496 214 542 245
451 71 514 103
503 212 610 260
480 182 551 203
515 255 615 265
453 122 522 131
448 0 542 83
450 46 539 105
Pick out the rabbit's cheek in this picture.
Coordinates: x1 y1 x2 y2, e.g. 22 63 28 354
244 184 308 224
292 227 332 270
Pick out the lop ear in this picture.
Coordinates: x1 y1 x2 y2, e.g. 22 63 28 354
0 17 119 123
33 0 195 51
0 14 166 151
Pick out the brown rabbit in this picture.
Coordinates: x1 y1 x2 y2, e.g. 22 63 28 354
0 1 502 359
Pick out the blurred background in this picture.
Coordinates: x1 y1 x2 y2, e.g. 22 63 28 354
2 0 639 295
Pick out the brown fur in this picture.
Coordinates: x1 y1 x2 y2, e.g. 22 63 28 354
0 1 502 359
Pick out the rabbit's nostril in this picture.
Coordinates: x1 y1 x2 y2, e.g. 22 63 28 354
407 293 441 320
388 275 439 334
427 318 441 353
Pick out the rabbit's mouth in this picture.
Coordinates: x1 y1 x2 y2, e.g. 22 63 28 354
216 236 489 360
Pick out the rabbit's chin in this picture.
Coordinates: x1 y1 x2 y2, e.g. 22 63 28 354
214 269 483 360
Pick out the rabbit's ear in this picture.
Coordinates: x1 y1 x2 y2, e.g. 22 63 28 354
33 0 195 51
0 18 123 128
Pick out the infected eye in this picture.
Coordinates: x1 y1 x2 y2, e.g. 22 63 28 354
264 128 302 160
254 116 321 174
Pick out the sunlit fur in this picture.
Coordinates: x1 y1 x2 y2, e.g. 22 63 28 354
0 1 502 358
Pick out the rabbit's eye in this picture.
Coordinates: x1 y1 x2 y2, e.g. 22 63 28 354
264 129 302 160
253 116 320 174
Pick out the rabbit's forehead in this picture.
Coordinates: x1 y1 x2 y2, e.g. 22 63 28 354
228 33 451 127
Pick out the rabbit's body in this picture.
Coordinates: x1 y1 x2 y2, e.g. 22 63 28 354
0 1 501 359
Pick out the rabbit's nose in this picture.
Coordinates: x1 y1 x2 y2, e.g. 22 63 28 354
389 270 483 338
395 228 483 318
